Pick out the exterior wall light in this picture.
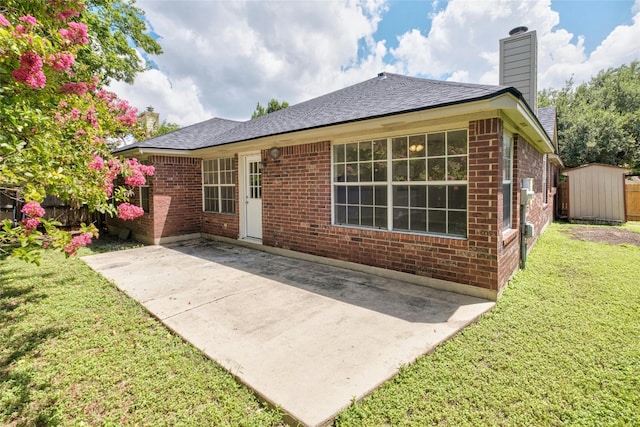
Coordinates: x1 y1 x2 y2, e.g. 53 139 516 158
268 146 281 160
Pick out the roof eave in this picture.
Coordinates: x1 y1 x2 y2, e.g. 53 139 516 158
490 93 555 154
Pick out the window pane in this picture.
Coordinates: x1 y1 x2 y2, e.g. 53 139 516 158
447 157 467 181
428 210 446 233
503 183 512 229
408 135 426 157
375 207 387 228
373 139 387 160
359 141 372 161
360 163 372 182
393 208 409 230
393 185 409 207
347 186 359 204
410 209 427 231
428 158 445 181
374 186 387 206
346 143 358 162
428 185 446 208
204 186 219 212
428 132 445 156
447 130 467 155
392 137 407 159
392 160 408 181
410 186 427 207
361 186 374 205
334 144 345 163
336 205 346 224
347 206 359 225
374 162 387 181
448 185 467 210
448 211 467 236
335 164 345 182
140 186 150 213
222 199 233 214
346 163 358 182
409 159 426 181
361 207 374 226
336 186 346 204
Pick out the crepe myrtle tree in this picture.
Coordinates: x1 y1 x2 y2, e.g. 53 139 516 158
0 1 154 263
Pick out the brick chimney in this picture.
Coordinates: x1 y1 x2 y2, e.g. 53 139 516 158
499 26 538 114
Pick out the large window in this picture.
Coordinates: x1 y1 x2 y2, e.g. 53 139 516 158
333 130 468 237
203 158 235 213
502 132 513 230
139 185 150 213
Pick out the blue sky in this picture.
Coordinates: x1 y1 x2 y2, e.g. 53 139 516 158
110 0 640 126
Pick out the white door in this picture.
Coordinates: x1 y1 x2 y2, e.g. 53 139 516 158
244 154 263 239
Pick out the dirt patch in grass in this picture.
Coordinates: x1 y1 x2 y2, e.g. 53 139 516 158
566 226 640 246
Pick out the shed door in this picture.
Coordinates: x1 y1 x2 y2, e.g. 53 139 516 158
244 154 263 239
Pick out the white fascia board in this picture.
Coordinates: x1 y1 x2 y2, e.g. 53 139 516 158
489 93 554 154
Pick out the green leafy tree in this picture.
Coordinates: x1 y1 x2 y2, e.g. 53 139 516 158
251 98 289 119
153 120 180 136
7 0 163 84
0 1 157 263
539 62 640 170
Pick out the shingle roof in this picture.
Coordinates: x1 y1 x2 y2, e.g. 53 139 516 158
121 117 243 151
537 106 556 141
118 73 520 152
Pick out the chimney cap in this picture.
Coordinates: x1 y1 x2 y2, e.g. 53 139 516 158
509 26 528 36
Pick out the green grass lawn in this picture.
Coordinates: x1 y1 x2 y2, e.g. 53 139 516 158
2 223 639 426
337 223 640 426
0 240 284 426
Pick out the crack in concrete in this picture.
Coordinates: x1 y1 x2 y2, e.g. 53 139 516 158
161 285 271 320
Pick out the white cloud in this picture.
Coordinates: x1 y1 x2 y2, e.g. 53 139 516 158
390 0 639 90
108 70 212 126
111 0 388 126
109 0 640 128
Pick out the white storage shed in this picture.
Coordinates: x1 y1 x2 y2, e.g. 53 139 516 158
563 164 631 224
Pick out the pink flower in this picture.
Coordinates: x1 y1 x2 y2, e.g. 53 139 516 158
63 232 94 256
116 109 139 126
85 107 98 128
49 52 75 71
12 51 46 89
18 15 38 26
22 217 41 230
89 155 104 171
59 81 88 95
139 165 155 176
21 201 46 218
117 203 144 220
0 13 11 26
56 9 80 22
125 172 146 187
59 21 88 45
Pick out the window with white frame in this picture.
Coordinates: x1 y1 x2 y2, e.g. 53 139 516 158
139 185 150 213
502 132 513 230
202 158 235 214
333 129 468 237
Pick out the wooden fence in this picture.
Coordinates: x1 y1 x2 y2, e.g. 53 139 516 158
627 183 640 222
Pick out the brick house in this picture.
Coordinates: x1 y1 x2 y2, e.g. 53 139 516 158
110 28 561 300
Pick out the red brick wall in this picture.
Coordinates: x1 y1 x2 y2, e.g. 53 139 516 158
107 182 154 239
261 120 504 291
107 155 204 241
497 134 555 288
201 155 239 239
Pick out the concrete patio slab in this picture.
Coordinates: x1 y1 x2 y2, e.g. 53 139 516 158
82 239 494 426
